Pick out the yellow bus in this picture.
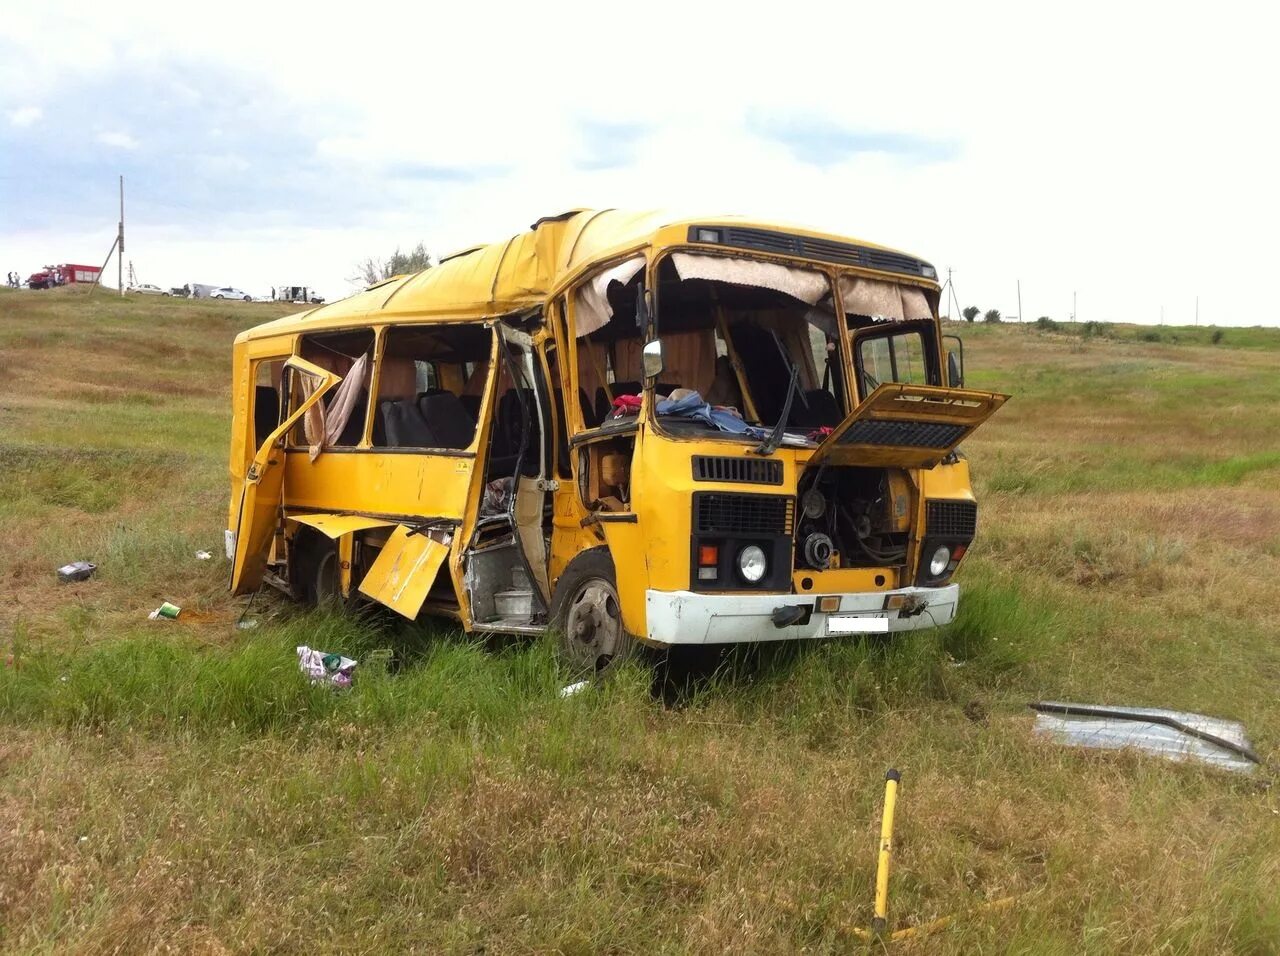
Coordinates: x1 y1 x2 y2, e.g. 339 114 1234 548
227 210 1007 672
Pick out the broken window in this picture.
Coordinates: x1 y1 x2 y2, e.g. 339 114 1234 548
373 324 493 450
653 253 842 433
294 328 375 449
251 358 284 449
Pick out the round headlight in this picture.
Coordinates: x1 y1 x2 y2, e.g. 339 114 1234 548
928 545 951 578
737 545 767 583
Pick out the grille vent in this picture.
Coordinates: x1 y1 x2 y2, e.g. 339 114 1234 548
926 499 977 538
694 493 793 536
837 419 967 450
691 225 935 279
692 456 783 485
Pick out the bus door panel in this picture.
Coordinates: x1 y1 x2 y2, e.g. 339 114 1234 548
230 357 338 594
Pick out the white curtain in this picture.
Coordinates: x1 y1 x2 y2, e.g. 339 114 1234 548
671 252 829 305
839 276 933 321
574 256 646 337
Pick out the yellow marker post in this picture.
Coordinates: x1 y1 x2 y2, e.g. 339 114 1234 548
871 768 901 937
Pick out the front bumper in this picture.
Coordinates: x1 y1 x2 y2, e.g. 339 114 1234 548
644 584 959 645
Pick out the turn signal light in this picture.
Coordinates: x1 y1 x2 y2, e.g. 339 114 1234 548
818 596 841 613
698 544 719 566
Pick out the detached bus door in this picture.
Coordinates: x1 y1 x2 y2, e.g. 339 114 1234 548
229 356 339 594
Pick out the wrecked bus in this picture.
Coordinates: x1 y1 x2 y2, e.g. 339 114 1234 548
227 210 1007 672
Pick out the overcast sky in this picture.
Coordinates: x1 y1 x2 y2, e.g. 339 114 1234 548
2 1 1277 326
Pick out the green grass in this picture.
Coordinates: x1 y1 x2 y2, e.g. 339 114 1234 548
1 286 1278 953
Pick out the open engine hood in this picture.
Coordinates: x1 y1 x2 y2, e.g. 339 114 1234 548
805 383 1009 470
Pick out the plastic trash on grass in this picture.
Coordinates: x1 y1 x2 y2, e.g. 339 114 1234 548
148 601 181 620
297 645 357 689
57 561 96 583
1031 701 1261 775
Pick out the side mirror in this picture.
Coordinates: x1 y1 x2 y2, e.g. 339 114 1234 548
642 340 664 379
943 334 965 387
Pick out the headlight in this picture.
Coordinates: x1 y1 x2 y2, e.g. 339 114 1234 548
928 545 951 578
737 545 767 583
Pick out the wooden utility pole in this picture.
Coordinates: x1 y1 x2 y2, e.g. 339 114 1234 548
118 176 125 296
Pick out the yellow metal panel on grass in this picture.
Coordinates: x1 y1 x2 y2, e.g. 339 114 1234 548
358 525 450 619
286 513 396 538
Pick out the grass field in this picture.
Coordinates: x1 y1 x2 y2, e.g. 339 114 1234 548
2 286 1278 954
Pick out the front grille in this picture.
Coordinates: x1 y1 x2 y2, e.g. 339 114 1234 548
694 493 793 536
837 419 967 449
690 225 935 279
926 499 977 538
692 456 783 485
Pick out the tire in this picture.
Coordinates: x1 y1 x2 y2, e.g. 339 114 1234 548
291 530 342 606
162 292 170 297
243 295 251 302
213 294 224 299
550 548 641 677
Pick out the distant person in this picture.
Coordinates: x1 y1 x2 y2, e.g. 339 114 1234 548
271 287 277 301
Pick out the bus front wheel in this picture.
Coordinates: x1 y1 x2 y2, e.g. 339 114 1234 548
551 549 639 676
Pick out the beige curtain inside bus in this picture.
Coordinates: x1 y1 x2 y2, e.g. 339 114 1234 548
839 276 933 321
574 256 646 336
671 252 829 305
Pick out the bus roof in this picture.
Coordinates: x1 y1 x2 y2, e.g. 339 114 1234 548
236 208 933 342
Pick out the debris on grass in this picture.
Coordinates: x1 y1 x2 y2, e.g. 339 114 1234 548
297 645 357 689
559 680 590 698
195 550 213 561
1030 700 1261 774
236 619 260 630
57 561 96 583
148 601 181 620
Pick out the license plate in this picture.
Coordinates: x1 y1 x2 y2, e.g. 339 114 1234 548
827 615 889 635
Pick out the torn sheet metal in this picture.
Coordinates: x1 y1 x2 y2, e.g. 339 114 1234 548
358 525 451 619
1031 701 1261 775
288 513 396 539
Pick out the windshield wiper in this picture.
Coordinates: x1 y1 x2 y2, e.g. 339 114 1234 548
753 363 800 456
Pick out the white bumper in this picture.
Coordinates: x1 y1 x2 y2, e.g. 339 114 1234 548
644 584 959 645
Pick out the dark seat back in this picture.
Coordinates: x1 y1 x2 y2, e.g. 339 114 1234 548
418 392 476 449
378 398 435 447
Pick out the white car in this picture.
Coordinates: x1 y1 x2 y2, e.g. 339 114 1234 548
211 287 252 301
128 283 169 296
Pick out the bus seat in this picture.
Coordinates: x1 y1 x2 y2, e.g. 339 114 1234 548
378 398 435 447
418 392 476 449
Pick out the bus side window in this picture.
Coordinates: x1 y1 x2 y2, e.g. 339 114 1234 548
374 325 492 450
296 328 376 447
252 359 284 449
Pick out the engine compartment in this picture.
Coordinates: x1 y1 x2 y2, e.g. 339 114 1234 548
794 466 912 570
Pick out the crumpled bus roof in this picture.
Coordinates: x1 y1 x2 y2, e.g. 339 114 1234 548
236 208 920 342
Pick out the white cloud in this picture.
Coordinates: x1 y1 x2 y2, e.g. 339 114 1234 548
1 0 1278 325
7 105 41 127
96 129 138 149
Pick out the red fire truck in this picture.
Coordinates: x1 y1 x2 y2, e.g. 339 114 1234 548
26 264 101 289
